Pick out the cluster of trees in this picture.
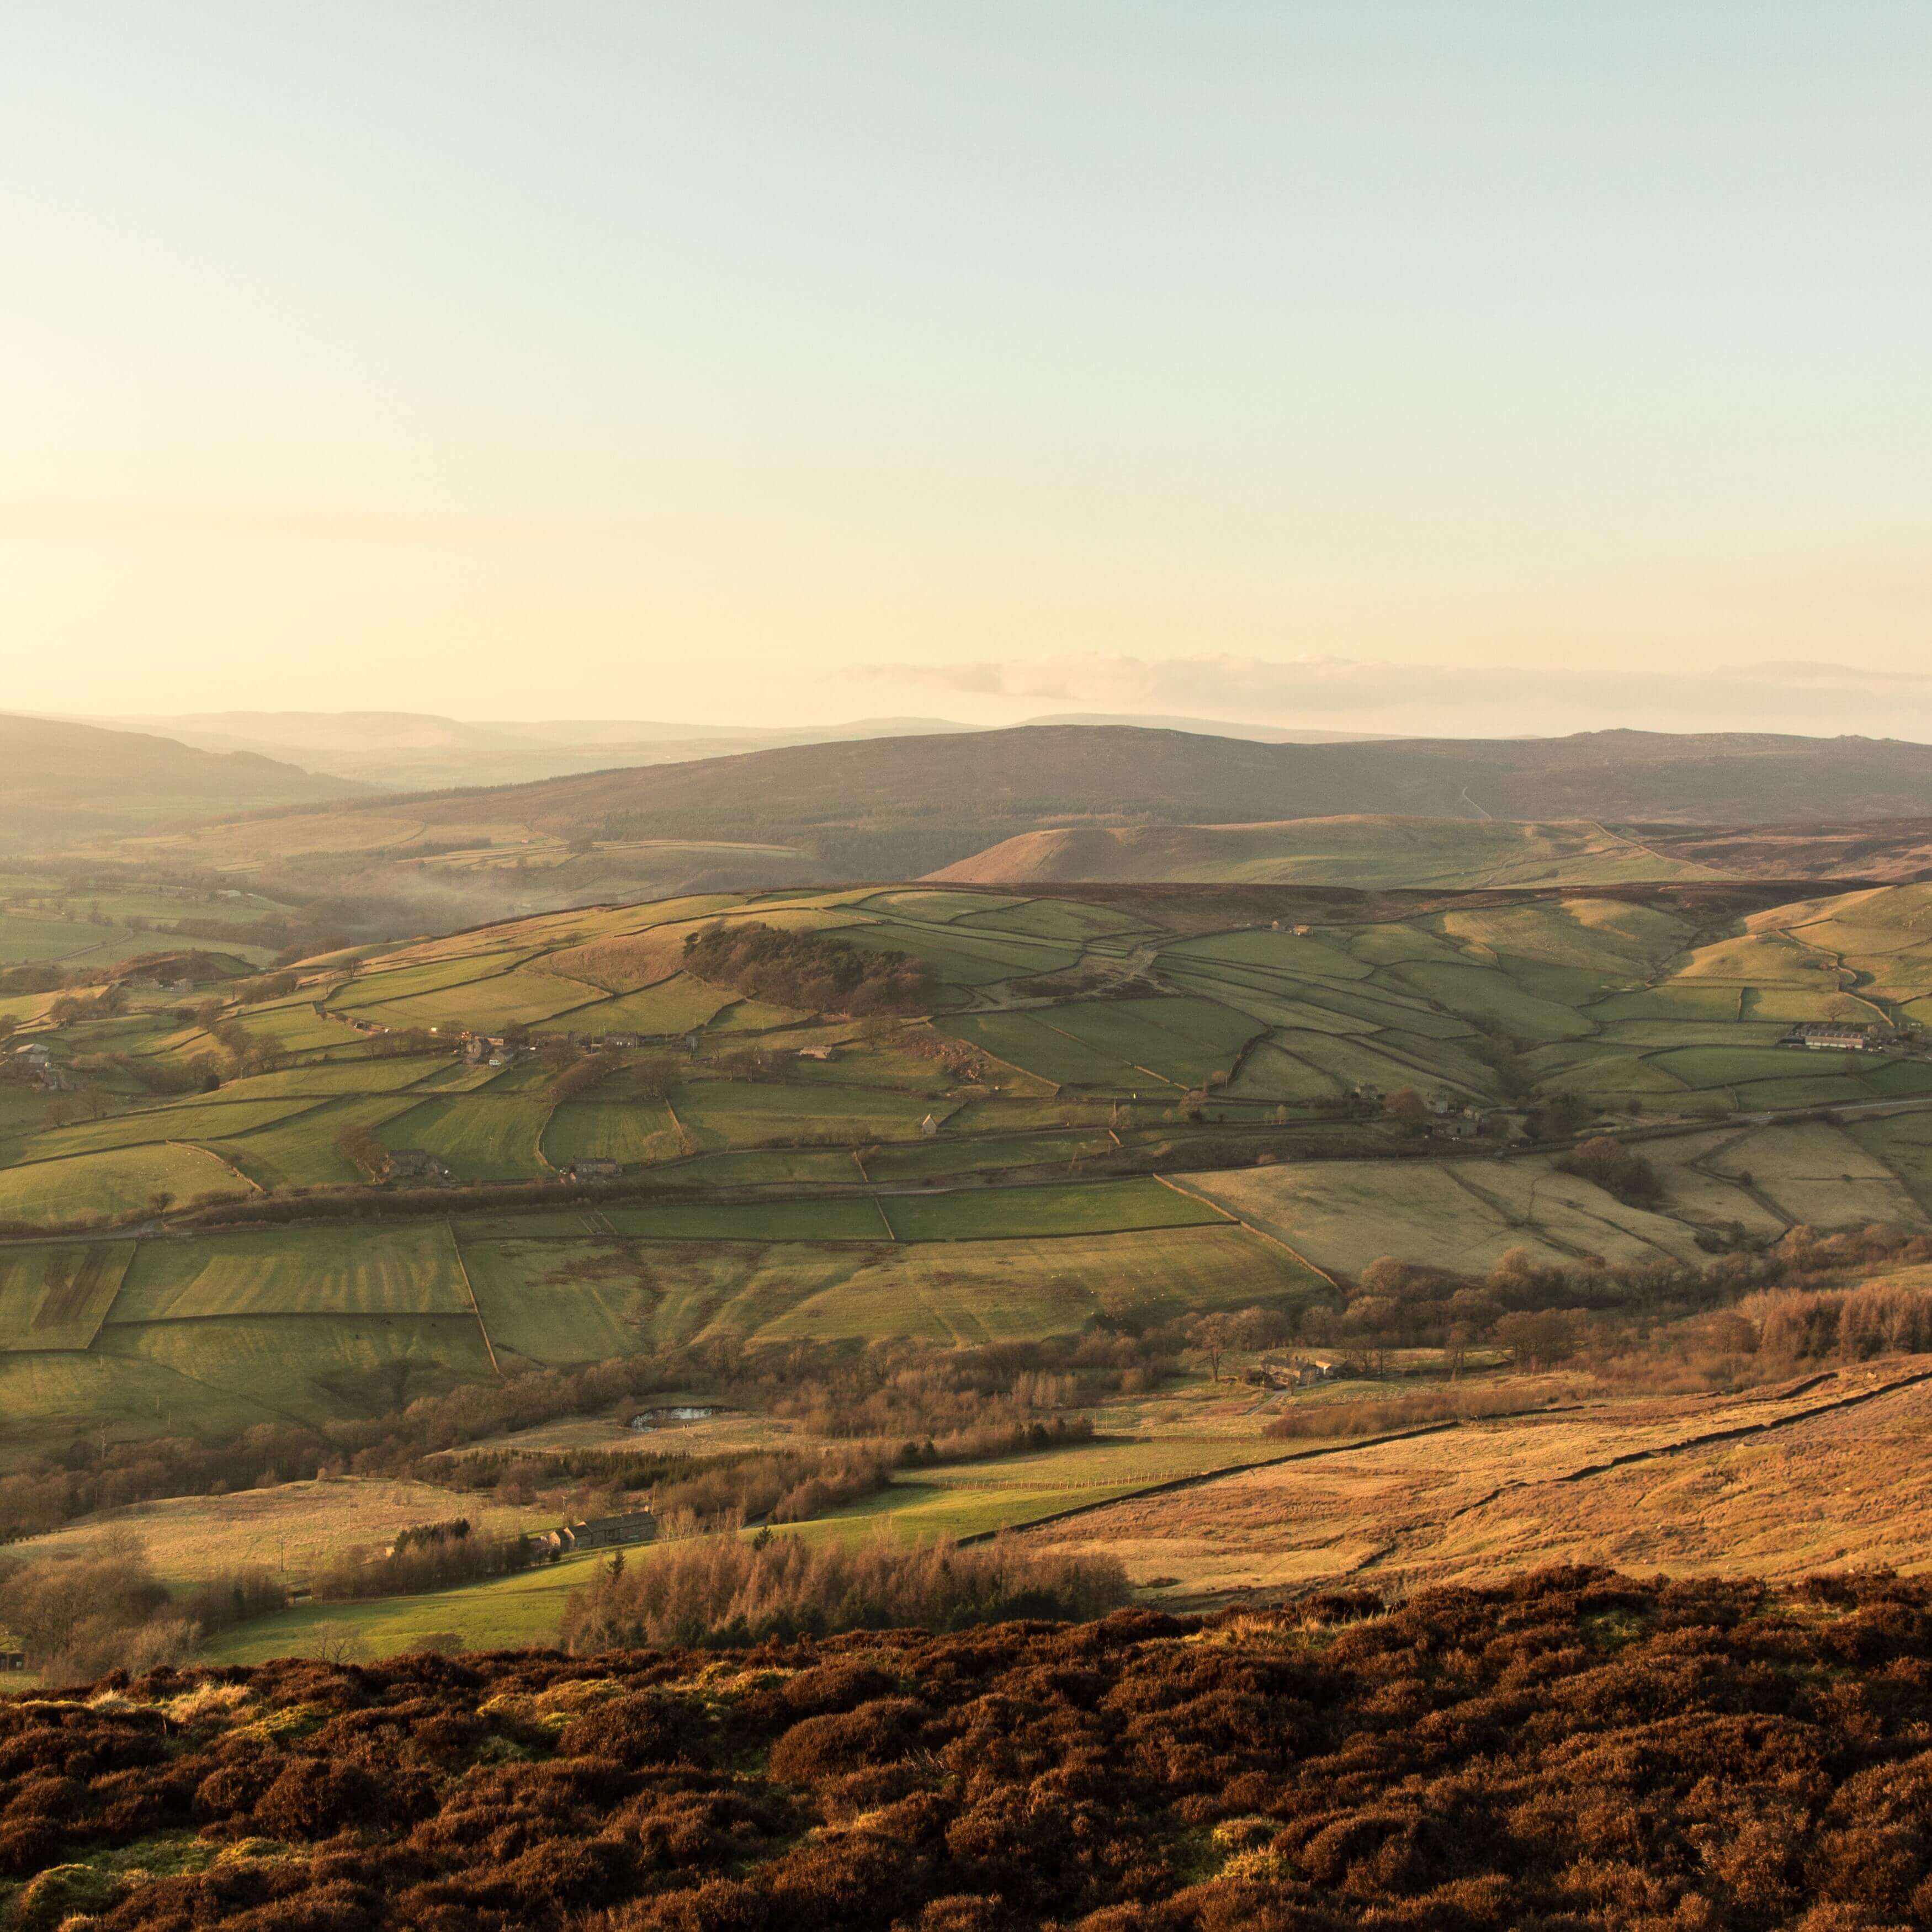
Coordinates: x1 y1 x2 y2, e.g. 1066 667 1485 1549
753 1328 1191 1442
333 1121 391 1182
1744 1272 1932 1362
9 1569 1932 1929
1558 1133 1664 1207
0 1328 1176 1547
896 1027 992 1082
545 1050 622 1105
231 969 301 1004
683 920 938 1016
1321 1221 1932 1376
560 1531 1129 1650
443 1442 895 1533
311 1517 540 1603
0 1533 283 1681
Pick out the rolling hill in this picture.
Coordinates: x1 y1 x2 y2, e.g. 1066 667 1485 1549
456 723 1932 832
0 713 365 846
93 724 1932 887
93 710 972 792
930 817 1725 888
937 813 1932 889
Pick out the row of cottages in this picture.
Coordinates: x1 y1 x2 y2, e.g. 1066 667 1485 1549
1779 1022 1896 1053
529 1508 657 1559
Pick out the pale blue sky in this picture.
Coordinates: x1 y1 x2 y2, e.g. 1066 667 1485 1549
3 3 1928 726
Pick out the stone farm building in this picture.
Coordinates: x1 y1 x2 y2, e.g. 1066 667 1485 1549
1781 1022 1887 1052
531 1509 658 1558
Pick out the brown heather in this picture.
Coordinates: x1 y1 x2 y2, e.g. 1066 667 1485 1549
5 1568 1932 1929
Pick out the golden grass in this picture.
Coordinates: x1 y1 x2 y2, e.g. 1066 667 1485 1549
11 1477 559 1592
1029 1362 1932 1604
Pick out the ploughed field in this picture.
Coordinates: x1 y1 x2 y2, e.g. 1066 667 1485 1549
7 1569 1932 1931
9 879 1932 1457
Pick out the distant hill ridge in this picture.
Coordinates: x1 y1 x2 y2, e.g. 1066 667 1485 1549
0 713 364 846
343 722 1932 832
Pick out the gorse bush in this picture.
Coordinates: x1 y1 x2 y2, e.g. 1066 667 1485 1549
559 1533 1130 1650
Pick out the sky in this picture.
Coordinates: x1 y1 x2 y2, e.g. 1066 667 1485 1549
2 2 1929 735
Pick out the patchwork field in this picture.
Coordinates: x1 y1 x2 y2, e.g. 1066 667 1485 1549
8 878 1932 1469
13 877 1932 1236
0 1198 1332 1457
1184 1115 1932 1277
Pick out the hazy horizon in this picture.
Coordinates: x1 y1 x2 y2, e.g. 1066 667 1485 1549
6 4 1928 731
50 652 1932 746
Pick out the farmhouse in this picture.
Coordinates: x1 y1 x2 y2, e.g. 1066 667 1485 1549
798 1044 838 1061
534 1508 659 1559
599 1033 641 1049
1780 1022 1885 1053
569 1158 623 1182
386 1149 450 1183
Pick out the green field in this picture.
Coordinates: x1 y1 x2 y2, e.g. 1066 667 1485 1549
0 1242 132 1351
861 1128 1119 1182
672 1079 944 1149
346 967 598 1032
602 1197 893 1241
109 1223 469 1321
543 975 736 1036
211 1093 436 1189
0 1143 243 1227
832 920 1081 988
0 913 126 964
377 1090 558 1181
6 878 1932 1462
877 1177 1228 1241
200 1549 612 1662
542 1096 678 1167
